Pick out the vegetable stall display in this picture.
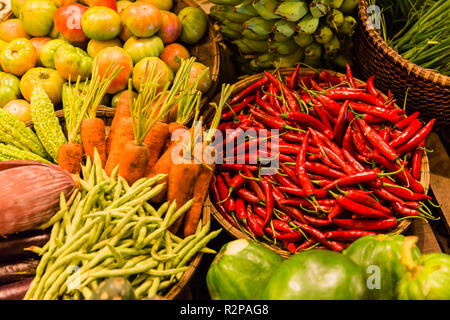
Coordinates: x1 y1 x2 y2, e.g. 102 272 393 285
209 63 437 254
208 0 358 74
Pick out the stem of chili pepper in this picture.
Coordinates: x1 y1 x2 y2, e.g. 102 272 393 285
222 95 255 121
389 119 423 149
395 119 436 155
228 77 268 105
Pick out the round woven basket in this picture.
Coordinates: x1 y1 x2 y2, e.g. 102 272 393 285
204 67 431 258
21 107 210 300
0 0 221 123
354 0 450 129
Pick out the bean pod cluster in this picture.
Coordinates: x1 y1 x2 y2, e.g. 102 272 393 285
210 64 437 253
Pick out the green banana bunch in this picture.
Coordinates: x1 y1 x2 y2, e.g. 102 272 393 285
269 38 299 55
252 0 279 20
234 37 269 53
326 8 344 30
233 38 255 54
274 48 305 68
323 34 341 56
209 0 244 5
330 0 344 9
338 16 356 35
220 24 242 40
310 0 331 18
242 16 274 37
234 0 259 16
223 19 243 32
210 5 253 23
242 29 269 40
255 52 276 68
274 1 308 22
272 20 297 38
296 14 320 34
304 42 323 66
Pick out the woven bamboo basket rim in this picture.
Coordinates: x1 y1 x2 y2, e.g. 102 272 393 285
23 106 209 300
205 67 431 258
357 0 450 87
0 0 221 125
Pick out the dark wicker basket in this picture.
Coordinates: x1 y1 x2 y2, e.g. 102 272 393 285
206 68 431 258
354 0 450 129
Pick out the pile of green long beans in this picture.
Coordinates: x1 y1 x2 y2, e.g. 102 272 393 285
370 0 450 75
23 151 220 300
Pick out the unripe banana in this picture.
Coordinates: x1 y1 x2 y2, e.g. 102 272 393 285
272 20 297 38
323 34 341 57
274 48 305 68
220 24 242 40
310 0 331 18
255 53 276 68
293 31 314 47
274 1 308 22
296 14 320 34
212 5 253 23
314 25 334 44
242 29 269 40
233 38 256 54
269 38 299 55
223 19 243 32
252 0 279 20
332 54 353 68
339 0 358 14
330 0 344 9
272 32 290 42
241 37 269 53
242 16 274 36
234 0 259 16
209 0 245 5
326 9 344 30
304 42 323 61
338 16 357 35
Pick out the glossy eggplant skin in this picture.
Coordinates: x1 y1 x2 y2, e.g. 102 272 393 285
0 259 39 285
0 277 34 300
0 230 49 263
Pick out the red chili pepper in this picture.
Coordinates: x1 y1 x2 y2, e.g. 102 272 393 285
279 198 336 207
341 189 391 214
394 111 420 130
255 91 279 117
342 125 355 153
216 174 230 201
293 222 343 252
235 198 247 224
333 193 392 219
391 202 419 217
310 128 346 162
219 164 259 172
281 83 300 112
366 75 383 101
389 119 423 149
404 201 420 209
249 108 301 132
296 130 316 198
328 203 345 221
333 217 398 231
280 162 302 186
222 95 255 121
380 177 431 201
412 140 425 181
349 101 404 123
326 89 385 106
246 204 264 237
263 70 281 91
395 119 436 155
346 64 357 88
324 171 379 190
315 94 341 117
303 214 332 227
357 118 401 163
333 100 349 146
370 187 404 204
313 103 333 133
298 74 314 89
281 111 334 139
274 173 298 190
228 77 268 105
259 179 274 228
306 161 346 178
278 186 328 199
235 188 260 204
324 230 377 242
342 149 366 173
318 70 345 86
211 178 239 228
310 78 324 91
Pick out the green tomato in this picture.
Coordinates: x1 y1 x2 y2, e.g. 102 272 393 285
262 249 369 300
0 38 38 76
54 43 92 80
116 0 132 13
19 0 57 37
11 0 28 17
81 7 122 41
177 7 207 44
123 36 164 64
132 57 173 92
39 39 67 69
0 72 21 108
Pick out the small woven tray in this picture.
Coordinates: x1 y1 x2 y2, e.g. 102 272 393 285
205 67 431 258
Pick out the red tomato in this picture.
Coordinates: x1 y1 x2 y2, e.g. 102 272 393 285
86 0 117 11
157 10 182 44
30 37 51 57
0 19 30 42
160 43 190 73
122 2 162 38
94 47 133 94
54 3 88 43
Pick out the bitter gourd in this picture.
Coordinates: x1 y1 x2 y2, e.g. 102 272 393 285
0 143 52 163
30 86 67 162
0 108 50 160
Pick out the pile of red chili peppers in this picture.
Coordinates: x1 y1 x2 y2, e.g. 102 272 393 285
210 63 437 253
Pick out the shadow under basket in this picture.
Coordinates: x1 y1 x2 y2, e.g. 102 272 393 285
354 0 450 129
205 67 431 258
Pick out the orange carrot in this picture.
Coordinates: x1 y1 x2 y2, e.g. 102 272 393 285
106 90 133 155
118 140 150 185
104 116 134 176
57 142 84 175
143 121 169 175
81 117 107 167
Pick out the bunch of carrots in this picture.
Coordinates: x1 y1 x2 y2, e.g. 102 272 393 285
57 57 233 237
